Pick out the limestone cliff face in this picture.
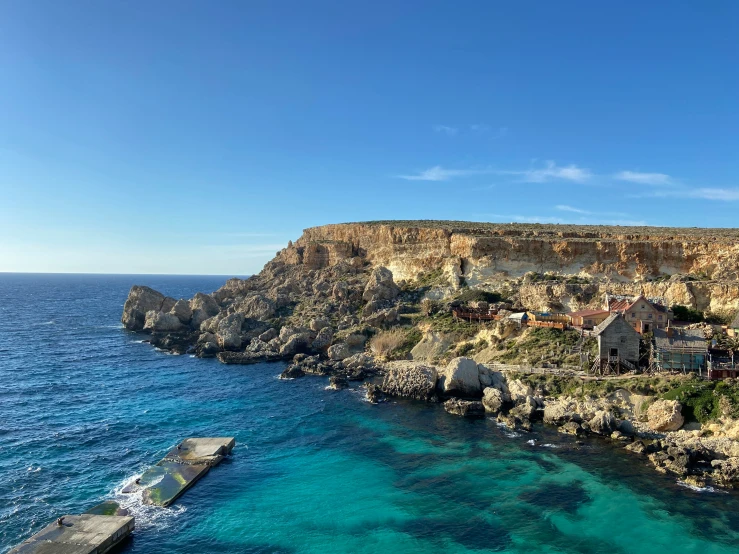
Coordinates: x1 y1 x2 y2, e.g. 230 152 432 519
274 222 739 312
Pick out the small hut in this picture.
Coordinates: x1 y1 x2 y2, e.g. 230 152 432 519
591 313 640 374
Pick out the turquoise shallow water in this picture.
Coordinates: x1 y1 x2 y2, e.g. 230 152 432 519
2 274 739 554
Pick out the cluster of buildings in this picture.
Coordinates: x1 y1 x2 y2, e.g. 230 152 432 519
453 292 739 379
568 294 671 333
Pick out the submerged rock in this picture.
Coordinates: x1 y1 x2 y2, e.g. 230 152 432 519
444 398 485 418
280 364 305 379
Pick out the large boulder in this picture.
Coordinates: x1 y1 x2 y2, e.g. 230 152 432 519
380 363 438 401
543 398 577 425
508 379 534 403
258 328 278 342
122 286 167 330
279 334 311 357
280 325 311 342
647 400 684 432
216 313 245 350
236 294 276 321
362 307 400 327
589 410 617 435
437 357 481 397
190 293 220 328
363 267 400 302
170 299 192 324
311 327 333 350
310 318 331 332
482 387 505 414
143 310 185 333
444 398 485 418
327 343 351 361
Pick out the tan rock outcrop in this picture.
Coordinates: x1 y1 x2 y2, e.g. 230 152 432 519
647 399 685 432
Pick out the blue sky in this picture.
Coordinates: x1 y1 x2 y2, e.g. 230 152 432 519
2 1 739 274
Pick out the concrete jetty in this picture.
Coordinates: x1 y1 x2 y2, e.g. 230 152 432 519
123 437 235 507
8 514 134 554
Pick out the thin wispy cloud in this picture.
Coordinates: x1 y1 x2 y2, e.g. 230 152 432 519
555 204 590 214
398 161 591 183
631 187 739 201
555 205 629 217
614 170 672 186
469 123 491 132
501 161 593 183
433 125 458 136
396 165 493 181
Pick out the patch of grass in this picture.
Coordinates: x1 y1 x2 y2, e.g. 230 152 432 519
455 288 503 304
661 379 719 423
454 338 489 357
369 327 422 361
423 311 480 339
414 268 445 288
498 327 581 365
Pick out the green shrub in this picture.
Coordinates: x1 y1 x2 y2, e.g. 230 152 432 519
455 288 502 304
671 305 704 323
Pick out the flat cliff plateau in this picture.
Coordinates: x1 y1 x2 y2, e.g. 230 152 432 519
280 221 739 313
121 221 739 489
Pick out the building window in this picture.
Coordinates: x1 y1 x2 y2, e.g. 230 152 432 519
658 315 662 320
632 313 636 318
648 313 653 319
642 305 646 309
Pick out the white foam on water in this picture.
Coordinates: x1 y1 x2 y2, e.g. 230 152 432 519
26 466 41 472
504 431 521 438
541 443 558 448
676 480 727 494
110 474 187 529
526 439 536 446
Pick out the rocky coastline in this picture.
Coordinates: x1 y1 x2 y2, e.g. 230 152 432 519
121 221 739 491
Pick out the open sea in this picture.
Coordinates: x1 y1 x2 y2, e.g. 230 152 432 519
1 273 739 553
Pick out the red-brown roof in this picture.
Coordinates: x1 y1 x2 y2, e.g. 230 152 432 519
608 299 631 312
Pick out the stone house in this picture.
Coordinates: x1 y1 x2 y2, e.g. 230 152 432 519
592 313 640 374
606 294 671 333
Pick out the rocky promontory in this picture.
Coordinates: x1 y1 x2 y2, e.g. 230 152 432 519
122 220 739 489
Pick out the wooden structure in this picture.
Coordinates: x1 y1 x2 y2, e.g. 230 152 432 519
526 311 570 324
528 320 567 330
651 327 707 373
590 313 640 375
705 348 739 380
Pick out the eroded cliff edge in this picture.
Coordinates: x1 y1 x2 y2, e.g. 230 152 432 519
121 220 739 490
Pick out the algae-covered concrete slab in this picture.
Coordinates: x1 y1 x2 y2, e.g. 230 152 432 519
140 460 210 507
163 437 235 465
84 502 128 517
8 514 134 554
123 437 235 507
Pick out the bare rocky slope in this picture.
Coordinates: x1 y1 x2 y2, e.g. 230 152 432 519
121 221 739 489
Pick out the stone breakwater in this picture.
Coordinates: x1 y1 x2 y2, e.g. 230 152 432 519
121 220 739 489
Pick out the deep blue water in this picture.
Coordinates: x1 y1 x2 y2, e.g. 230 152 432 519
2 274 739 554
